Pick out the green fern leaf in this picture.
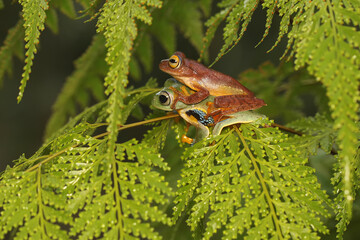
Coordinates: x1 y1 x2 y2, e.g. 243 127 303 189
0 166 71 239
239 61 328 122
175 120 331 239
143 119 172 151
202 0 259 65
96 0 161 153
255 0 277 47
206 2 359 236
17 0 49 103
0 20 24 87
281 3 360 236
200 6 229 61
1 88 173 239
66 138 172 239
287 114 336 156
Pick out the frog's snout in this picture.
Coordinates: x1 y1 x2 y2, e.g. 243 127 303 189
159 59 169 71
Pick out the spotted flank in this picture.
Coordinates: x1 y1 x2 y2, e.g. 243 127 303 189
185 108 215 126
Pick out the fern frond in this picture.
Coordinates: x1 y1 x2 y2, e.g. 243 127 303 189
0 20 24 87
1 86 174 239
205 2 359 235
287 114 336 157
17 0 49 103
331 129 360 238
96 0 161 152
201 0 259 64
44 34 107 139
66 138 172 239
282 2 360 236
240 61 328 122
175 120 331 239
142 119 171 151
0 159 71 239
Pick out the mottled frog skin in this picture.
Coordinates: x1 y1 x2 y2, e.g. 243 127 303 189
152 79 265 144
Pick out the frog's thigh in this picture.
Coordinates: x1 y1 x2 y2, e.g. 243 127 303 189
213 111 265 136
179 110 210 142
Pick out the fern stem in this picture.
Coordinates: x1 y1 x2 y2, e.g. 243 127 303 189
26 114 179 172
36 164 46 239
111 154 124 239
125 88 161 96
235 126 284 240
26 147 69 172
272 123 302 136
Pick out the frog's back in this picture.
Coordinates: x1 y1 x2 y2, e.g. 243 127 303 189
189 60 254 97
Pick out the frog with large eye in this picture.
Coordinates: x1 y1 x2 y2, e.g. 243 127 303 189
152 78 265 144
159 52 266 122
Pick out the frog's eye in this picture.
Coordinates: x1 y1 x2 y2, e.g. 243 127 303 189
158 91 172 106
168 54 181 69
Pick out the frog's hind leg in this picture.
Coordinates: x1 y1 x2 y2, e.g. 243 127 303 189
178 109 211 144
213 111 265 136
214 95 266 110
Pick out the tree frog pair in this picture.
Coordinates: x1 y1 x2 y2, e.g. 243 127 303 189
152 79 265 144
159 51 266 122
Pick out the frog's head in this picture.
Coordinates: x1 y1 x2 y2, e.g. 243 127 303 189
159 51 196 79
152 79 188 111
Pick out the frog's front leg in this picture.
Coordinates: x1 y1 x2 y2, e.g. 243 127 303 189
213 111 265 136
169 87 210 109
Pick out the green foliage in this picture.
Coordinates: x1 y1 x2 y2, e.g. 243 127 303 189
202 0 360 238
0 89 172 240
0 20 24 87
239 61 329 122
287 114 336 156
174 120 330 239
17 0 49 103
1 0 360 239
201 0 259 64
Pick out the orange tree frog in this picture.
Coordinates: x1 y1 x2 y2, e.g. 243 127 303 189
152 78 265 144
159 51 266 121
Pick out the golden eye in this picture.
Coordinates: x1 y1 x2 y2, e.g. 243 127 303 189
168 54 181 69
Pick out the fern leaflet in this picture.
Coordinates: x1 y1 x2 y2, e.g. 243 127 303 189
287 114 336 157
17 0 49 102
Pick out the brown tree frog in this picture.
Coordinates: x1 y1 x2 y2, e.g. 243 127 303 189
159 52 266 121
152 79 265 144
